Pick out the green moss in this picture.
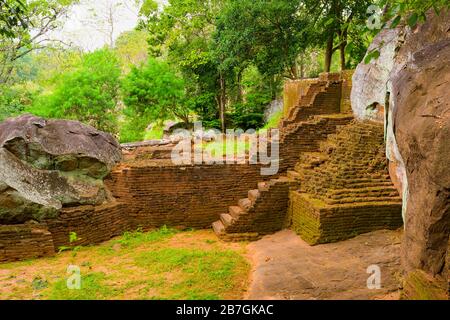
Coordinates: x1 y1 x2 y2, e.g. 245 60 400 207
402 270 448 300
290 192 323 245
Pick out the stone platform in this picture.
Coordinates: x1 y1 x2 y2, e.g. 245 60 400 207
289 120 403 245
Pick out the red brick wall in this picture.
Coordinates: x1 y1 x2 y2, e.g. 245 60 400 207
106 163 270 229
0 224 55 262
45 201 129 248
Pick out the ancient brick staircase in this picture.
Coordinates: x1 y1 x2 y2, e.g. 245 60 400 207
213 177 294 241
281 74 342 128
213 73 353 241
289 120 403 245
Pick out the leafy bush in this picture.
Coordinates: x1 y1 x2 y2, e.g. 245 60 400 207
28 49 121 134
120 58 189 142
231 92 271 130
0 84 37 121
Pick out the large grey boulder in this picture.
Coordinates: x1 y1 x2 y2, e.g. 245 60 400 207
351 27 402 122
0 115 122 224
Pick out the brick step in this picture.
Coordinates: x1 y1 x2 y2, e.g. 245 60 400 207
327 186 398 196
229 206 245 218
212 220 225 236
331 181 395 189
238 198 253 210
300 174 391 184
287 170 302 180
220 213 234 227
212 221 260 242
248 189 260 202
258 181 270 192
327 190 399 200
324 196 403 205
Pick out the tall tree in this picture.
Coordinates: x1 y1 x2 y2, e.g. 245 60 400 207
138 0 226 130
304 0 372 72
214 0 310 80
30 49 121 134
0 0 77 84
121 57 188 141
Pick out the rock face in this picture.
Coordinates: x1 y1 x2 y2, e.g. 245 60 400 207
393 40 450 277
351 27 401 122
0 115 122 224
351 10 450 298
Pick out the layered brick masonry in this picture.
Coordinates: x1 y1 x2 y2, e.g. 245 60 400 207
213 73 358 241
106 162 268 230
0 223 54 263
0 201 129 262
289 120 403 245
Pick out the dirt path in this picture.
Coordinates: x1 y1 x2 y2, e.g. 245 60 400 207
245 229 402 300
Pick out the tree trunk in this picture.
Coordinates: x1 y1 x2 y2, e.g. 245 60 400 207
219 73 226 133
339 24 349 71
237 69 243 103
299 52 305 78
324 32 334 72
339 44 346 71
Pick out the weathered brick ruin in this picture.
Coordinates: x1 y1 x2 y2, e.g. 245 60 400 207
211 73 390 242
107 162 267 229
289 121 403 244
0 223 54 262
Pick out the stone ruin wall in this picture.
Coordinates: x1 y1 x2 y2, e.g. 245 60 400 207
283 71 354 120
283 79 318 117
106 162 269 230
0 160 272 262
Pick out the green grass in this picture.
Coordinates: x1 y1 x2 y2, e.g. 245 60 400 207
46 272 115 300
144 125 164 140
203 140 251 158
134 248 245 299
0 228 249 300
262 110 283 130
113 226 177 248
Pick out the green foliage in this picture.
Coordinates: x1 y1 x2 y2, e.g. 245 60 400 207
380 0 449 29
26 48 83 88
230 66 274 130
0 0 28 38
0 84 38 121
139 0 224 130
231 93 271 130
69 231 79 243
143 124 164 140
58 231 82 256
214 0 308 79
0 0 77 84
121 58 187 142
29 49 121 134
263 110 283 130
114 29 149 72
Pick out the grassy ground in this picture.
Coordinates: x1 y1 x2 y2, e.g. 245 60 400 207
0 228 250 300
202 140 251 158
